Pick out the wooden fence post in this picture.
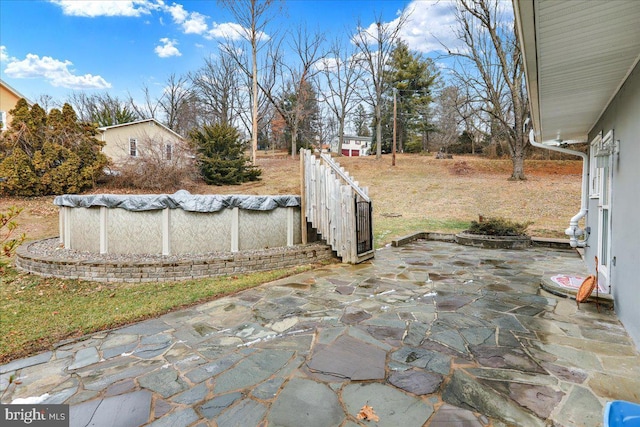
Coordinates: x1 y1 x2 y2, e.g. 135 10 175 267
300 148 307 244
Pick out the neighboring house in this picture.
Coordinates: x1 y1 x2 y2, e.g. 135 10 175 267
514 0 640 348
0 79 31 132
98 118 187 166
332 135 372 157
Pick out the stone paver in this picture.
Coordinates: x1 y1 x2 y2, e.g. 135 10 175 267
2 240 640 427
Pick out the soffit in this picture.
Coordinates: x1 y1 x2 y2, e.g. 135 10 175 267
519 0 640 143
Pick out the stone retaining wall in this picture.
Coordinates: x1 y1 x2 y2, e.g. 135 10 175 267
15 240 335 283
392 231 573 250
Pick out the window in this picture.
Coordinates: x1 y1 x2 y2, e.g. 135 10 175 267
0 111 6 131
165 144 172 161
129 138 138 157
589 133 602 198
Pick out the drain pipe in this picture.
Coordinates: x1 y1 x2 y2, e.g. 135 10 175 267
527 125 589 247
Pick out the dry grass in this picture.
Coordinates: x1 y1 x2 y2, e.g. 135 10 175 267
336 154 582 240
0 152 582 244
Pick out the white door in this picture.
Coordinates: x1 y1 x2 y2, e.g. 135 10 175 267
597 130 614 290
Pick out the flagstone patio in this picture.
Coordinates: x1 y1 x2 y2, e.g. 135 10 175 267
1 239 639 426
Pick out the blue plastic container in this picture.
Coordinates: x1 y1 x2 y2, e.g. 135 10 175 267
604 401 640 427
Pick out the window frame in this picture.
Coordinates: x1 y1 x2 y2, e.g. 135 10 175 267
165 143 172 161
589 132 602 199
129 138 138 157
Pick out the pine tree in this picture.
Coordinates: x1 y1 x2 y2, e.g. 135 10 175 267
190 123 261 185
352 104 371 137
385 41 439 152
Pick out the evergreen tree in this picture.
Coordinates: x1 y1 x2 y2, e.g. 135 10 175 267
91 104 138 127
352 104 371 137
277 79 321 151
385 41 439 152
190 123 261 185
0 101 108 196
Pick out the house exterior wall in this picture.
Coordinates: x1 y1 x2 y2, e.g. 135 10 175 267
335 136 372 156
101 121 185 165
586 61 640 347
0 83 22 131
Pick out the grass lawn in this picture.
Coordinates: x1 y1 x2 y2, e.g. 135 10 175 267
0 262 313 363
0 152 582 362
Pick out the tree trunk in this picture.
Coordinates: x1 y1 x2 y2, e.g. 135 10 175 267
291 121 298 158
251 32 259 165
375 102 382 159
338 119 344 156
510 147 526 180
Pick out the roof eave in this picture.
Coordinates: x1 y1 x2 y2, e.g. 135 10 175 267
513 0 542 142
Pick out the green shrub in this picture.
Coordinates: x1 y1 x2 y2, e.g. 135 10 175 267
404 139 423 153
0 100 108 196
466 217 531 236
1 207 26 259
190 123 261 185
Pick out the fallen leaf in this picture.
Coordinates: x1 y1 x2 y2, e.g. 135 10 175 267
356 404 380 422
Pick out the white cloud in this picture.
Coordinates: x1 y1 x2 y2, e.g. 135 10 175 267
4 53 111 89
166 3 188 23
0 45 11 63
399 1 462 54
155 38 182 57
352 1 463 54
315 57 340 72
164 4 208 34
399 0 513 54
182 12 208 34
207 22 270 42
207 22 246 40
49 0 159 17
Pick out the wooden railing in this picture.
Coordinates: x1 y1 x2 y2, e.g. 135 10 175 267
300 149 374 264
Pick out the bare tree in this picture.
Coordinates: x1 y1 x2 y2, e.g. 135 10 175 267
65 92 97 122
352 13 407 159
448 0 529 179
218 0 282 165
127 84 162 120
251 27 325 157
316 38 364 156
433 85 463 154
282 26 325 157
66 92 137 125
34 94 58 112
454 85 489 155
191 53 241 126
157 73 199 137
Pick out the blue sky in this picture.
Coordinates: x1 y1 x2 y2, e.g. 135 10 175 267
0 0 464 105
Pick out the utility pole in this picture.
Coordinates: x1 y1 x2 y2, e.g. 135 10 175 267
392 88 397 166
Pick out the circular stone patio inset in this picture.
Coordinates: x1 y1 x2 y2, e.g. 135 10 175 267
540 275 614 307
455 232 531 250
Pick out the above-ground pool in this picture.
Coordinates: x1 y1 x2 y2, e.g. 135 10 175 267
54 190 303 255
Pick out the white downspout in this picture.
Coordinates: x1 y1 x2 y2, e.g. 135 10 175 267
528 127 589 248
